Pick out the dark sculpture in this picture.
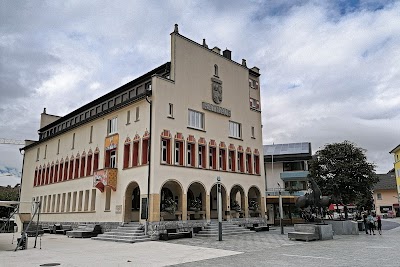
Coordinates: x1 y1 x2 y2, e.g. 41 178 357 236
295 178 331 222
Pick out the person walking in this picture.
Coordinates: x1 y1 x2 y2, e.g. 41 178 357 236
363 212 369 234
367 213 375 235
376 215 382 235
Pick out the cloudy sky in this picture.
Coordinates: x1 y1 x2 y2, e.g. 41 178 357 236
1 0 399 185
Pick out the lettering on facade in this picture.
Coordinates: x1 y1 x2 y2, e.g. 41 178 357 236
202 102 231 117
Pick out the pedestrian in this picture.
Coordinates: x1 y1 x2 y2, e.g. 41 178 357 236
377 215 382 235
363 212 368 234
367 213 375 235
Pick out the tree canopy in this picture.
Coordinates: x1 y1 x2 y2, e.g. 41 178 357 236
309 141 378 214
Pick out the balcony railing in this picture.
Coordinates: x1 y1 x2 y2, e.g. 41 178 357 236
265 187 306 197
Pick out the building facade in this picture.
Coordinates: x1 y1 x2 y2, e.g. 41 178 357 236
18 25 266 233
389 144 400 215
263 142 312 225
373 170 397 217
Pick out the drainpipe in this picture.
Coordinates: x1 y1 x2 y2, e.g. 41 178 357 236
145 88 152 235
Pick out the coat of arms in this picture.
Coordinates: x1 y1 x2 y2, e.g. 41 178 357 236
212 80 222 104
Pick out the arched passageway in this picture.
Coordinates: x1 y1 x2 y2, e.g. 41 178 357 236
124 182 140 222
230 185 245 218
187 182 207 220
248 186 261 217
160 180 183 221
210 183 227 220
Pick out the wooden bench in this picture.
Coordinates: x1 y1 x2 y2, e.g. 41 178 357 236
288 224 319 242
66 224 102 238
159 228 192 241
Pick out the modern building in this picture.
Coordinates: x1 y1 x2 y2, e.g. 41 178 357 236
373 169 397 217
18 25 266 234
263 142 312 225
390 145 400 213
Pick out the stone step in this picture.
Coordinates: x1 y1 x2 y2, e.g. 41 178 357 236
198 229 251 234
103 232 147 237
115 228 144 232
196 231 253 237
98 234 149 240
92 236 152 243
203 225 242 230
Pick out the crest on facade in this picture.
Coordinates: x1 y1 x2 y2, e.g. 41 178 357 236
211 78 222 104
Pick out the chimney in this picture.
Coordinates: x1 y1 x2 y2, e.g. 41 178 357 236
202 39 208 48
212 47 221 54
242 59 247 67
174 24 179 33
251 66 260 73
43 108 47 114
222 49 231 60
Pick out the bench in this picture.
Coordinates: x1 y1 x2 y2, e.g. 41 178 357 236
24 223 44 237
66 224 102 238
288 224 319 242
55 224 73 235
159 228 192 241
254 225 269 232
42 224 51 234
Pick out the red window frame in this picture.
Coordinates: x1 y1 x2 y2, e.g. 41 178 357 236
123 143 130 169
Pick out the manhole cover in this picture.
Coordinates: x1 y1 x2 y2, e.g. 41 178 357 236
40 263 61 266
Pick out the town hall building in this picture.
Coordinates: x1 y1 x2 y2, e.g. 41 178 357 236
18 25 266 234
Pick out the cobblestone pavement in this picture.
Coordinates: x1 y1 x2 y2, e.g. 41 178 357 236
169 219 400 267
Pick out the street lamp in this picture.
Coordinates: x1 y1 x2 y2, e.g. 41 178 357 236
277 182 284 235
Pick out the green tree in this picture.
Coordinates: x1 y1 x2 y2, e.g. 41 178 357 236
309 141 378 219
0 185 20 218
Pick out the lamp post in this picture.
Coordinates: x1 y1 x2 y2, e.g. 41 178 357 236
217 176 222 241
277 182 284 235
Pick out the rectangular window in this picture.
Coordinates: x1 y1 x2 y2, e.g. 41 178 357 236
238 152 244 172
78 191 83 211
57 139 60 154
80 156 86 177
209 147 216 170
61 193 66 212
246 153 252 174
229 151 236 171
377 193 382 200
74 157 80 178
63 161 68 181
198 144 206 168
89 126 93 143
124 143 130 169
175 141 184 165
229 121 241 139
219 149 226 171
283 161 305 172
72 192 77 212
105 187 111 211
90 189 96 211
56 194 61 213
72 133 75 149
254 155 260 175
109 150 117 168
126 110 131 124
36 147 40 161
86 154 92 176
66 192 71 212
135 107 140 121
68 159 74 180
187 143 195 167
132 141 139 167
168 103 173 118
108 117 117 135
84 190 90 211
161 139 170 164
44 145 47 159
142 139 149 165
251 127 255 138
188 110 204 130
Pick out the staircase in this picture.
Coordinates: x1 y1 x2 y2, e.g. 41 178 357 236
92 223 151 243
196 221 253 237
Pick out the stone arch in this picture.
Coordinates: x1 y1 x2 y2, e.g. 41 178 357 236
124 181 141 222
210 183 228 220
248 186 262 217
187 181 207 220
160 179 184 221
230 184 246 218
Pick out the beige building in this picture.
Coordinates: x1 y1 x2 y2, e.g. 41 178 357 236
373 170 397 217
18 25 266 233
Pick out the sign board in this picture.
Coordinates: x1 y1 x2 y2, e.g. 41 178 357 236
141 198 148 220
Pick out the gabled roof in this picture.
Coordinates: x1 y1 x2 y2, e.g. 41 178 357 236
389 144 400 154
374 171 397 190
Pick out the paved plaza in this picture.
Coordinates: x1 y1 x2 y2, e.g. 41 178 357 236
0 219 399 267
